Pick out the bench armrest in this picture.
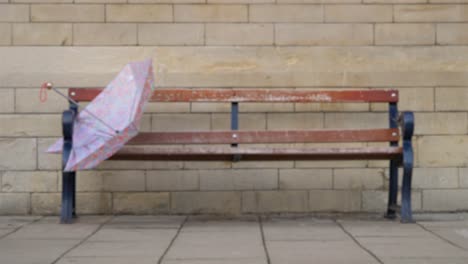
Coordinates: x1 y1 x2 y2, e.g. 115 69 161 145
398 112 414 141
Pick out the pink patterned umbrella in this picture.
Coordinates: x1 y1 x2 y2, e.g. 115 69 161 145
48 59 154 171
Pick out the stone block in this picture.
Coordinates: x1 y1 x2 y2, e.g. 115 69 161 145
138 24 204 45
309 190 361 212
2 171 58 192
73 23 137 46
146 170 199 191
13 23 72 45
199 169 278 190
333 168 384 190
325 4 392 22
375 23 435 45
276 24 373 46
0 193 30 215
242 190 308 213
0 138 37 170
113 192 169 214
174 5 247 22
172 191 241 214
106 4 172 22
206 23 273 46
279 169 332 189
31 4 104 22
249 4 322 22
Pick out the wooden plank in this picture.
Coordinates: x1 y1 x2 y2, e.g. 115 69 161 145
68 88 398 103
110 146 403 161
127 129 400 145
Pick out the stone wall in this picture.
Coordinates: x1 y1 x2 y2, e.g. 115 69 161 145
0 1 467 215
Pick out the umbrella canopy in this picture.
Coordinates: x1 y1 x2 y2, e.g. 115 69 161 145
48 59 154 171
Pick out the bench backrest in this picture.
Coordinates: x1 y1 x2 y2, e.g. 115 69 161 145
67 88 400 145
69 88 398 103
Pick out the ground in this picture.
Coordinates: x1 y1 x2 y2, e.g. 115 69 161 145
1 214 468 264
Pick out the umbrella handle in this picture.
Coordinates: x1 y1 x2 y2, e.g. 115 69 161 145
39 82 53 102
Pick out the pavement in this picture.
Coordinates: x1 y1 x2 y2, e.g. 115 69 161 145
1 214 468 264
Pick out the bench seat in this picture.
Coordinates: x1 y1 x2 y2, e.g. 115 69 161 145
113 146 403 161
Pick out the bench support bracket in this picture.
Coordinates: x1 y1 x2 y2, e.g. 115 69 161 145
60 104 77 224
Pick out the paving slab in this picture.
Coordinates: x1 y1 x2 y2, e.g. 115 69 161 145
0 216 41 230
339 220 432 237
163 258 267 264
262 216 349 241
267 240 379 264
381 257 468 264
164 217 266 263
0 238 78 264
7 216 109 240
57 256 157 264
88 228 178 242
356 236 468 259
107 215 185 229
418 221 468 250
67 240 171 258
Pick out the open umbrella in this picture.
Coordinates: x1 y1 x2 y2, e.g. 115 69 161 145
47 59 154 171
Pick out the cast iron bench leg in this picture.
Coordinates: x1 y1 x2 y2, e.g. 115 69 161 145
400 112 415 223
385 159 399 219
60 107 76 224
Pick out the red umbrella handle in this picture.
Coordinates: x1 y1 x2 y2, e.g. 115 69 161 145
40 82 53 103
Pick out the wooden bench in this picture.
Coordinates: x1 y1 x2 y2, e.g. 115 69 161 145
59 88 414 223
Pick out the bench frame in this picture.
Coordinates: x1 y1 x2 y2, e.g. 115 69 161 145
59 89 414 224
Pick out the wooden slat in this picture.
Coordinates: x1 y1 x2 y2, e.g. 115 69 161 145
110 146 403 161
127 129 400 145
69 88 398 103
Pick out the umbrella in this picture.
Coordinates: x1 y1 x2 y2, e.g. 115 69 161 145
47 59 155 171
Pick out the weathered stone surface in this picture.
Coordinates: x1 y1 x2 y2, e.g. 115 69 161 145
199 169 278 191
152 114 210 131
0 138 37 170
418 136 468 167
77 170 145 191
174 4 247 22
333 168 384 190
206 24 273 46
212 113 266 130
414 112 467 135
0 193 30 215
250 4 322 22
13 23 72 46
276 24 373 46
423 189 468 211
0 114 61 136
77 193 112 214
242 191 308 213
376 24 435 45
73 24 137 46
0 4 29 22
309 190 361 212
413 167 458 189
279 169 332 189
138 24 204 45
436 87 468 111
146 170 199 191
0 89 14 112
31 4 104 22
395 4 468 22
325 4 392 22
2 171 58 192
267 113 323 130
0 23 11 45
3 47 468 88
113 192 170 214
172 191 241 214
106 4 172 22
31 193 60 215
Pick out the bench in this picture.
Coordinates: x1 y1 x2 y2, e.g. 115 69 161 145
59 88 414 223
